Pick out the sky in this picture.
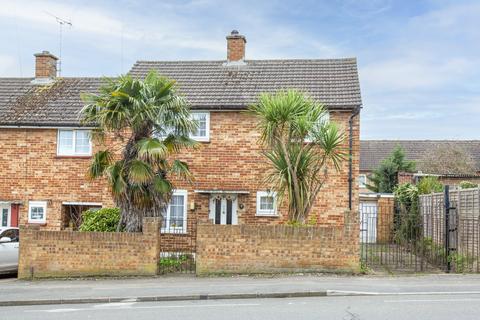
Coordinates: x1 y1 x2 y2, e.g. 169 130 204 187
0 0 478 139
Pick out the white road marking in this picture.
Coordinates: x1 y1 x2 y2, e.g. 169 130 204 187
385 298 480 303
25 302 261 313
328 290 480 296
93 302 136 308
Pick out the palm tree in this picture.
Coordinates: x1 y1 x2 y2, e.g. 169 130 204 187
248 90 346 223
80 71 198 232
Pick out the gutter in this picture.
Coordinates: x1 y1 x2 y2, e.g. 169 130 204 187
348 106 361 211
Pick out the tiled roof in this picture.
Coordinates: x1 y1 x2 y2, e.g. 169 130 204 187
129 59 362 110
0 58 361 126
360 140 480 172
0 77 103 126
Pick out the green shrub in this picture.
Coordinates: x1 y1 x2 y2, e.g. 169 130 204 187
79 208 121 232
158 254 194 274
459 181 478 189
394 183 421 242
417 176 443 194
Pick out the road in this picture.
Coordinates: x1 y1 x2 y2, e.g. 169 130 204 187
2 294 480 320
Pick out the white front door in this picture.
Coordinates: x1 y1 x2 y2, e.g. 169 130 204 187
360 201 377 243
0 204 10 228
209 194 238 225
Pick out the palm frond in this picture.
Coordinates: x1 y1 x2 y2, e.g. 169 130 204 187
88 150 112 179
128 159 154 184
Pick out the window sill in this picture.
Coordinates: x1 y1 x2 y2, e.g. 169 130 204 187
55 155 92 159
255 213 279 217
161 229 188 234
27 222 47 226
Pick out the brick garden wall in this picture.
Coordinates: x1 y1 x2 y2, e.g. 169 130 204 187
18 217 161 279
376 196 395 243
196 211 360 275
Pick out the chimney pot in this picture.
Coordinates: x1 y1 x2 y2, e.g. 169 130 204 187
226 30 246 62
34 51 58 79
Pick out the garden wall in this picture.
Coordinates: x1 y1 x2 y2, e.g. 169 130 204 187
196 212 359 275
18 217 161 279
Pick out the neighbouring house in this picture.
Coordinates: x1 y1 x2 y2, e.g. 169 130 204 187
360 140 480 193
358 140 480 244
0 31 362 232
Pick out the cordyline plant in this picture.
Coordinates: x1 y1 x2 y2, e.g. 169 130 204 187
248 90 346 223
80 71 198 232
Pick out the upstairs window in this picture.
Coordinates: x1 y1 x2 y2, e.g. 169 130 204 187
190 112 210 141
306 111 330 142
359 174 367 188
256 191 278 216
157 112 210 142
57 130 92 156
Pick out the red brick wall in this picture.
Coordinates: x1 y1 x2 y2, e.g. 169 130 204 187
0 109 359 230
398 172 414 185
18 217 161 278
0 128 114 230
173 110 359 227
196 212 359 275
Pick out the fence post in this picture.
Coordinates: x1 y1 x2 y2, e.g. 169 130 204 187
444 186 451 273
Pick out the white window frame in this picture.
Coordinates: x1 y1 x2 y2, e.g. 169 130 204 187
161 190 188 233
305 111 330 143
190 111 210 142
256 191 278 216
359 174 367 188
28 201 47 224
57 129 92 156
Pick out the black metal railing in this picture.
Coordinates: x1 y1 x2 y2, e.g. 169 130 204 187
361 187 480 274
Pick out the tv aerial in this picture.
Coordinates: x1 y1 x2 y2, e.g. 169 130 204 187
45 11 72 76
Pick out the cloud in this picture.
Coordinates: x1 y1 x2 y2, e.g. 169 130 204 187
0 54 19 75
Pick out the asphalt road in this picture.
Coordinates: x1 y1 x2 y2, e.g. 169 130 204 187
2 294 480 320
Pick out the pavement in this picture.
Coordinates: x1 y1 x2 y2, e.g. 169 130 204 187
1 273 480 307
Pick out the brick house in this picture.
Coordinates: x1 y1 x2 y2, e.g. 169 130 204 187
0 31 362 232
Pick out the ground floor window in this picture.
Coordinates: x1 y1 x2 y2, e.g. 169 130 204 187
28 201 47 224
62 203 102 230
256 191 278 216
162 190 188 233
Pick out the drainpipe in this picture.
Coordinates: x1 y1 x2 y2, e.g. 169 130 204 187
348 106 361 211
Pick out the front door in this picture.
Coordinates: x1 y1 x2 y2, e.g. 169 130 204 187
209 194 238 225
0 204 10 228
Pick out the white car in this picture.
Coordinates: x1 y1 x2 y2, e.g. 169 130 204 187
0 227 19 274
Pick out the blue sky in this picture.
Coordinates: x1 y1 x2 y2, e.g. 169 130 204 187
0 0 479 139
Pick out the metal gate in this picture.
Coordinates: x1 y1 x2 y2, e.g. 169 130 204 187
360 187 464 273
158 218 196 274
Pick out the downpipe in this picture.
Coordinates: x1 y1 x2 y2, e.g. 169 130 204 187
348 106 361 211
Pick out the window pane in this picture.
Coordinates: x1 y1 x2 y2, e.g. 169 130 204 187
58 130 74 154
359 175 367 187
31 207 44 220
1 209 7 227
191 113 207 137
260 196 274 210
169 195 185 228
75 130 91 154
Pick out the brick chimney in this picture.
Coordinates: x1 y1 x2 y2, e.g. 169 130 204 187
34 51 58 79
226 30 246 62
